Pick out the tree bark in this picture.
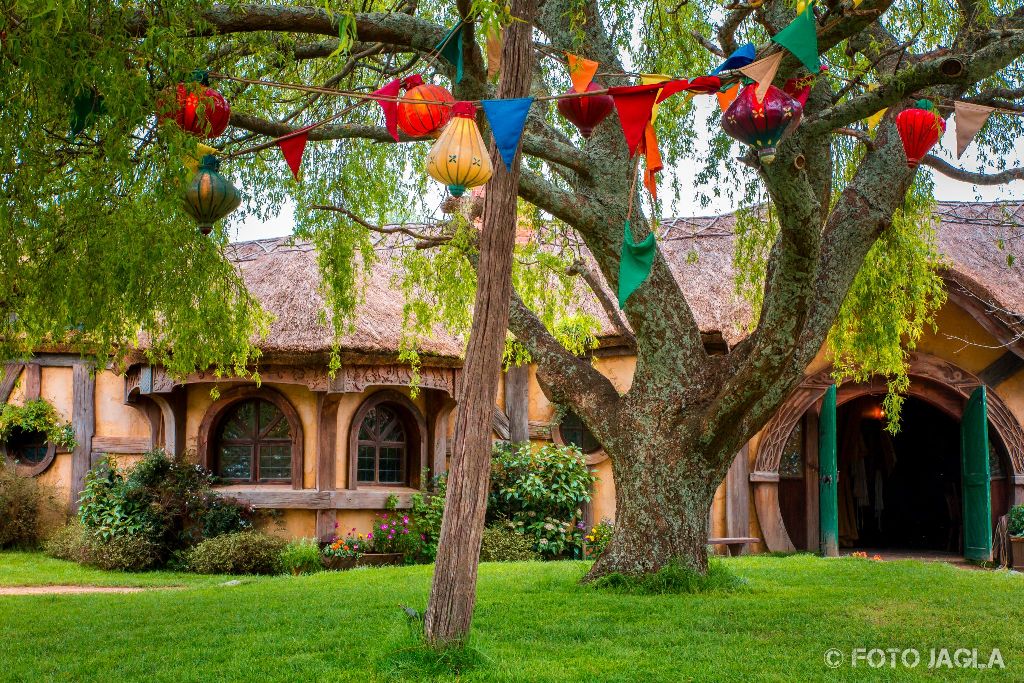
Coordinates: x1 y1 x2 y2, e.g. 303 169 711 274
423 0 535 647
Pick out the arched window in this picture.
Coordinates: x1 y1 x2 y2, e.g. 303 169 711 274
356 404 409 485
557 410 600 454
214 398 293 484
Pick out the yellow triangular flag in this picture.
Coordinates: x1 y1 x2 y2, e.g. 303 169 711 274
717 83 740 112
954 101 995 159
566 53 599 93
865 83 886 131
185 143 218 174
641 73 672 122
487 28 502 80
739 51 783 103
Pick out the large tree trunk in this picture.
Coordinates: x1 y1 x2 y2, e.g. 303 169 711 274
423 0 534 647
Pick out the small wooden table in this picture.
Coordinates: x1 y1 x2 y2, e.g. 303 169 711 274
708 536 760 557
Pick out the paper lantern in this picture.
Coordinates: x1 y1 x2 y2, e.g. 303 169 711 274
722 83 803 164
425 102 493 197
397 74 454 137
183 155 241 234
557 81 613 138
895 99 945 168
158 74 231 139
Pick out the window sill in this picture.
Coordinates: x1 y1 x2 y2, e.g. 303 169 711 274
216 486 420 510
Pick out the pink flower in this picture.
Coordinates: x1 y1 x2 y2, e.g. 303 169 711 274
402 529 409 534
382 524 389 530
402 516 409 524
367 532 374 539
420 534 426 541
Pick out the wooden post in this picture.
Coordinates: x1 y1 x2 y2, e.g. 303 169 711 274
23 363 40 401
70 362 96 508
804 411 820 552
504 364 530 443
818 385 839 557
0 363 25 403
725 444 750 552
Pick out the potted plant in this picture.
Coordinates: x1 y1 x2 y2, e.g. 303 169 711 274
1009 505 1024 569
321 532 368 571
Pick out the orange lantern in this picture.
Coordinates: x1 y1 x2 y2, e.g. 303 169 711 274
425 102 493 197
397 75 454 138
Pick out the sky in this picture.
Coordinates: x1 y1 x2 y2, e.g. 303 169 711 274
230 97 1024 243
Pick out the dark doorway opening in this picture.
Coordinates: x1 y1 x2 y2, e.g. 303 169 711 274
836 396 961 551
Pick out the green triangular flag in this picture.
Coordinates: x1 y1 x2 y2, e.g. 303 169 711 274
617 221 657 308
771 5 820 74
435 23 464 84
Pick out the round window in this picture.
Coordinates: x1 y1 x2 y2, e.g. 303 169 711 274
558 410 600 454
6 427 49 465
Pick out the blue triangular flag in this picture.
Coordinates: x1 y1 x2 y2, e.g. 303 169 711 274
711 43 756 75
435 23 464 84
481 97 534 171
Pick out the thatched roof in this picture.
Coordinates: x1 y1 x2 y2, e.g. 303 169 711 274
231 201 1024 357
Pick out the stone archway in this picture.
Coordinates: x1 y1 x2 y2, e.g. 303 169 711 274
752 352 1024 552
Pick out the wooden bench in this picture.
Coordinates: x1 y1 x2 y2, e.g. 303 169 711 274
708 536 760 557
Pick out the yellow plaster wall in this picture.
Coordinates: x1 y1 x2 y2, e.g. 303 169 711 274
94 370 150 439
261 509 317 539
40 367 73 419
589 458 615 524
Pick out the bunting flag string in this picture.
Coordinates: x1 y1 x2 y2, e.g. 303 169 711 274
277 131 309 181
566 53 600 93
642 122 662 200
739 51 784 102
954 101 995 158
640 74 672 122
373 78 403 142
717 83 740 112
618 220 657 308
481 97 534 170
608 84 664 156
711 43 756 76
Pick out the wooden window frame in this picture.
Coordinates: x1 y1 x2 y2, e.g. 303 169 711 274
0 430 57 478
347 390 427 490
552 409 602 455
197 386 304 489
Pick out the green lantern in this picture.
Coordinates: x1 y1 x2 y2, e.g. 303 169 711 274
183 155 241 234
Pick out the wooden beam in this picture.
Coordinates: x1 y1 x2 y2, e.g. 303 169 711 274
69 363 96 509
23 364 40 401
219 487 420 510
315 509 337 541
725 445 750 549
0 363 25 403
91 435 152 454
492 406 510 440
504 365 530 442
316 394 341 491
978 351 1024 388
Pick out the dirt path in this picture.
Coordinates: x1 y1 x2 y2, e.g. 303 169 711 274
0 585 177 595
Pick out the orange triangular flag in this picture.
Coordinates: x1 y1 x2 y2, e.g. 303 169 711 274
954 101 995 159
716 83 740 112
277 131 309 181
566 53 599 93
642 122 662 200
739 51 783 102
487 28 502 80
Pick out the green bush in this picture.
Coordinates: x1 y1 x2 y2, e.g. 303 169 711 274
78 450 256 565
0 461 64 548
43 521 160 571
1009 505 1024 537
185 531 286 575
592 558 744 595
280 538 323 575
479 524 538 562
410 474 446 561
489 442 595 558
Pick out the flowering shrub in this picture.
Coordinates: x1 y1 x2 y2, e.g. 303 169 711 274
323 529 369 559
584 520 613 559
513 516 587 558
410 474 446 561
369 511 419 555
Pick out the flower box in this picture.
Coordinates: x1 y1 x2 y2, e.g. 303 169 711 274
1011 537 1024 569
323 553 404 571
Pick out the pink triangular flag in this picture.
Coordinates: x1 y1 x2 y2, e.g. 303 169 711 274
277 132 308 181
608 84 663 157
954 101 995 159
739 51 784 102
373 78 402 142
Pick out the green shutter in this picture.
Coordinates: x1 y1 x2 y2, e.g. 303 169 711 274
818 384 839 557
961 386 993 562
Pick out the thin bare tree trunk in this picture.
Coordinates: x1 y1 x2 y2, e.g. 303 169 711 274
423 0 535 647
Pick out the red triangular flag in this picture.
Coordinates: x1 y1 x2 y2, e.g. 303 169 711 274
608 84 663 156
373 78 402 142
566 53 599 93
277 132 308 181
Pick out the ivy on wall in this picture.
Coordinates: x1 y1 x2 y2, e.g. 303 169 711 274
0 399 76 451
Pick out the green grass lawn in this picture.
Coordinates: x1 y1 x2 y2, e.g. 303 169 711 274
1 552 1021 682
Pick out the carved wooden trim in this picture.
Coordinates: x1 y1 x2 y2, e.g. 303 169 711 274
346 390 427 490
196 386 305 490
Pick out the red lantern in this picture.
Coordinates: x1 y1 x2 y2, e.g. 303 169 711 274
397 75 454 138
721 84 803 164
158 73 231 140
895 99 945 168
557 81 614 138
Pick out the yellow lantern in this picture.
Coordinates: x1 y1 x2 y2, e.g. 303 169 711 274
425 102 493 197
